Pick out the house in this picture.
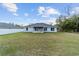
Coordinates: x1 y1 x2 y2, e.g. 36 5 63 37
25 23 57 33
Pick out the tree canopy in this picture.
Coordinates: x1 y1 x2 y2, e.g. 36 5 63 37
56 15 79 32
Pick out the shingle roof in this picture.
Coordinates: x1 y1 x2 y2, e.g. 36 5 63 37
26 23 55 28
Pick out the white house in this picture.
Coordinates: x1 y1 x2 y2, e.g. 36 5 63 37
25 23 57 33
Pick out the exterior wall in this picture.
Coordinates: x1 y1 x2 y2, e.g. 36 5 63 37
25 27 33 32
25 27 57 32
54 28 57 32
46 27 57 32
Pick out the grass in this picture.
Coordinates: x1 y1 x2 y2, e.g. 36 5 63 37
0 32 79 56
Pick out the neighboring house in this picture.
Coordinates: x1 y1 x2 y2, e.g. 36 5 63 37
25 23 57 33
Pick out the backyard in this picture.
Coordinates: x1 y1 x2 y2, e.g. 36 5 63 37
0 32 79 56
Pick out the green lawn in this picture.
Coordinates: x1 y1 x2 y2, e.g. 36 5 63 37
0 32 79 56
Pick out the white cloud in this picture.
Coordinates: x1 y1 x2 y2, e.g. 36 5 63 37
24 13 29 17
33 18 57 25
48 19 57 25
46 7 60 15
38 6 45 15
38 6 60 17
13 13 19 16
71 7 79 15
2 3 18 16
44 18 57 25
41 15 48 17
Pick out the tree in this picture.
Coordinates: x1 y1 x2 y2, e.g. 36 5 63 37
61 19 76 32
70 15 79 32
56 15 77 32
56 15 67 31
56 5 78 32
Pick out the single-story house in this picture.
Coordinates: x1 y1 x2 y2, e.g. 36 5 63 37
25 23 57 33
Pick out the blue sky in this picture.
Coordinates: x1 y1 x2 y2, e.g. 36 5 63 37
0 3 79 25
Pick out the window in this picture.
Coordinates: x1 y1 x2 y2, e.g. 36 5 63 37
44 27 47 31
34 27 38 31
26 28 28 31
51 28 54 31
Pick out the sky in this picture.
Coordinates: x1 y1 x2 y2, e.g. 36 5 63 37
0 3 79 25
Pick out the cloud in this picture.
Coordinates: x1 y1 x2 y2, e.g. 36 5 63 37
46 7 60 15
47 18 57 25
24 13 29 17
2 3 18 16
32 18 57 25
38 6 60 17
38 6 45 15
13 13 19 16
71 7 79 15
44 18 57 25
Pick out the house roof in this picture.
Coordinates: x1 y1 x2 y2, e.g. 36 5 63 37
26 23 56 28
